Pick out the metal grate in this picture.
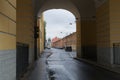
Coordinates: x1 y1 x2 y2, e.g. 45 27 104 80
16 42 29 79
113 43 120 65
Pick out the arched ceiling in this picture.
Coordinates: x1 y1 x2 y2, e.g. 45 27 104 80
38 0 80 18
94 0 107 7
33 0 107 19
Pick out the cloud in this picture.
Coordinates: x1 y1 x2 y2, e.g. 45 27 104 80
44 9 76 39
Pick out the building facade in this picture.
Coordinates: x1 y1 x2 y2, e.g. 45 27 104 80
37 14 45 55
0 1 120 80
53 39 64 49
52 32 76 51
51 37 61 47
63 32 76 51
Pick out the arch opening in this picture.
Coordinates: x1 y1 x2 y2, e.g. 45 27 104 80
37 0 80 19
36 0 98 62
38 9 77 58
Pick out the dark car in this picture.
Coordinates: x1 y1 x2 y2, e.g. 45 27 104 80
65 46 72 52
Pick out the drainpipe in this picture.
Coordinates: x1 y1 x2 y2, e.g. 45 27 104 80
34 20 39 61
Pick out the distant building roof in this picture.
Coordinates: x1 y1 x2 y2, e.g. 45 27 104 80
62 32 76 39
52 37 61 43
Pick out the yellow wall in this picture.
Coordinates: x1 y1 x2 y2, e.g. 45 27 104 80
39 14 45 54
17 0 34 63
77 19 97 59
110 0 120 46
0 0 16 80
17 0 34 48
37 14 45 55
0 0 16 50
37 19 40 56
76 20 81 57
96 1 110 47
96 0 120 65
96 0 112 65
81 19 97 61
81 20 96 46
0 34 16 50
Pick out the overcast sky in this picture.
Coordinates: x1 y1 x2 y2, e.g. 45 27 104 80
43 9 76 40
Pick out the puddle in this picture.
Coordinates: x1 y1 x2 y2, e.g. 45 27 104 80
47 65 74 80
48 69 56 80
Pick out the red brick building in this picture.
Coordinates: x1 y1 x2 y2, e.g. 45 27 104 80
52 32 76 51
53 39 64 49
51 37 61 47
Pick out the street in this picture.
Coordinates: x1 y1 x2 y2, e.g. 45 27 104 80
29 48 120 80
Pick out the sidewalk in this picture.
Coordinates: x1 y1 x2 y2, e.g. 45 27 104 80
65 51 120 74
28 50 52 80
63 50 120 74
74 58 120 74
65 50 120 74
20 49 52 80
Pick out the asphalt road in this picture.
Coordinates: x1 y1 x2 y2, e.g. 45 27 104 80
29 48 120 80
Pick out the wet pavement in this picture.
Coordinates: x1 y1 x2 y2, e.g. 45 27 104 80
29 48 120 80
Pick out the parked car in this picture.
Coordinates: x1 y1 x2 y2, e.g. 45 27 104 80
47 46 51 49
65 46 72 52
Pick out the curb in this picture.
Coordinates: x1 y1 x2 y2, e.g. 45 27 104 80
74 58 120 74
20 63 35 80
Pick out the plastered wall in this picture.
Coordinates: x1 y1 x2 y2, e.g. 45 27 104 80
110 0 120 45
17 0 34 64
39 15 45 54
0 0 16 80
109 0 120 64
76 20 81 57
81 20 96 46
96 0 111 65
81 19 97 61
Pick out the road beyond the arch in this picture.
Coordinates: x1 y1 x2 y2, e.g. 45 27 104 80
29 48 120 80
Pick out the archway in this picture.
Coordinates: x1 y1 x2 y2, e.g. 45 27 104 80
39 9 77 57
39 6 81 58
2 0 120 80
36 0 97 61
